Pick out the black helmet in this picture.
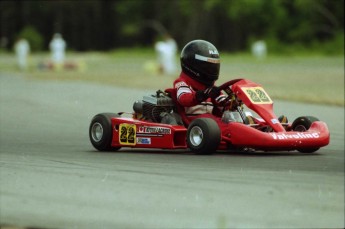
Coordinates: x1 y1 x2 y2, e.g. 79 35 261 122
180 40 220 86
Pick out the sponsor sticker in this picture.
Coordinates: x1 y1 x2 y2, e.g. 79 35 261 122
209 49 219 55
137 137 151 144
270 132 320 140
138 126 171 135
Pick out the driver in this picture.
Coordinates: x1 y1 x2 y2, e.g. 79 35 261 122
173 40 227 118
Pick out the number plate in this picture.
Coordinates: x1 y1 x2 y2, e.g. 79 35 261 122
119 123 136 145
242 87 273 104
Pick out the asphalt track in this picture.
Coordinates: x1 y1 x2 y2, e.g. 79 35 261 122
0 73 344 229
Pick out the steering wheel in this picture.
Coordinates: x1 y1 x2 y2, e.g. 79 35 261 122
216 79 243 110
218 78 243 93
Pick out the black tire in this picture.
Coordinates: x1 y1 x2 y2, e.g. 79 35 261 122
89 113 121 152
291 116 320 153
187 118 221 154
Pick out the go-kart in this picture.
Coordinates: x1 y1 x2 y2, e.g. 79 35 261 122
89 79 330 154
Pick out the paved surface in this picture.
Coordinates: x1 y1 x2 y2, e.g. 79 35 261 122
0 73 344 228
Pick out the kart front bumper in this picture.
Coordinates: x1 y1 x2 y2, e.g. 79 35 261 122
222 121 330 151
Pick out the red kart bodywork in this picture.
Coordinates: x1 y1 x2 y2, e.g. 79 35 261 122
92 79 330 153
218 79 330 151
109 116 329 152
111 117 187 149
219 121 329 151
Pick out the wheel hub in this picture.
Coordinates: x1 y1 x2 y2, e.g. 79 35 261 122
189 126 203 146
91 122 103 142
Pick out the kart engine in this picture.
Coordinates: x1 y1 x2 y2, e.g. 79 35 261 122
133 90 174 122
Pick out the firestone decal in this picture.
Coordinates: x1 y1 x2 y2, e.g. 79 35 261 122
270 132 320 140
138 126 171 135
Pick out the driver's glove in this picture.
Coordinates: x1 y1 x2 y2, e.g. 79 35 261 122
195 86 221 102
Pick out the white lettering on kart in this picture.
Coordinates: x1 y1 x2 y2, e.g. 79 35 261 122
138 126 171 135
270 132 320 140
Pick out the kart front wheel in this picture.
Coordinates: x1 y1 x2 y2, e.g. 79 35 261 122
187 118 221 155
291 116 320 153
89 113 121 152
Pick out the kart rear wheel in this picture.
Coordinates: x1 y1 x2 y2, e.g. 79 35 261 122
89 113 121 152
291 116 320 153
187 118 221 155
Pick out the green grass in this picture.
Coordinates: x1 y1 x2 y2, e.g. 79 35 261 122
0 50 344 106
219 54 344 106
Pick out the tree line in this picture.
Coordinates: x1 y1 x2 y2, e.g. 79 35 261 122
0 0 343 53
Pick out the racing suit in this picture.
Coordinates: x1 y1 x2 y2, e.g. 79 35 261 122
173 72 226 117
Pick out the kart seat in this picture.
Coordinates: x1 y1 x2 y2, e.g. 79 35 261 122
164 88 191 126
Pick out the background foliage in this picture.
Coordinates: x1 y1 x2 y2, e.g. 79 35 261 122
0 0 343 53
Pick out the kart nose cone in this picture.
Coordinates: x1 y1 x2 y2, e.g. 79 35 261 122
91 122 103 142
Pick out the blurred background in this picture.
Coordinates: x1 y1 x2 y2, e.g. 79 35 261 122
0 0 344 106
1 2 344 229
0 0 343 53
